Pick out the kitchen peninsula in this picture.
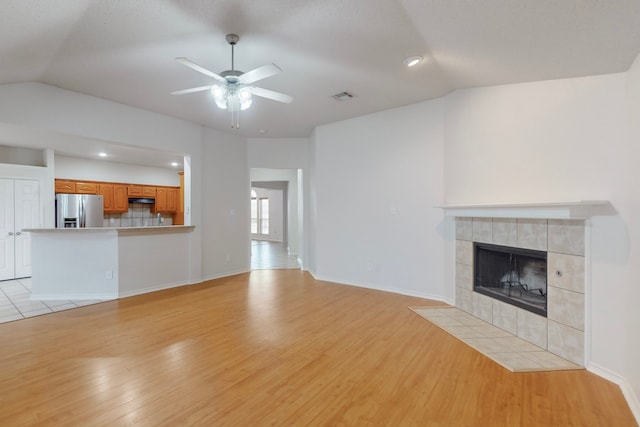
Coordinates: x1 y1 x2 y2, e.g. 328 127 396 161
26 225 195 300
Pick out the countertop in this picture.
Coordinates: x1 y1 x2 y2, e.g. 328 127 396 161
25 225 195 233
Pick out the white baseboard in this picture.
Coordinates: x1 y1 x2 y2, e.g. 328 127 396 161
309 273 451 305
588 362 640 424
200 268 251 283
31 293 117 301
118 280 191 299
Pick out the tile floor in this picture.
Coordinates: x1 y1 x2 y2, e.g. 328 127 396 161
251 240 301 270
0 278 103 325
411 306 583 372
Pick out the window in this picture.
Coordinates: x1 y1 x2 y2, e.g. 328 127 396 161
260 198 269 235
250 189 269 235
250 196 258 234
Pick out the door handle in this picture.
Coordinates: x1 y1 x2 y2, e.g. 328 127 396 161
15 232 21 236
8 232 13 236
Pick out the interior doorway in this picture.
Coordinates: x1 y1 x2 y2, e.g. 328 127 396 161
250 168 303 270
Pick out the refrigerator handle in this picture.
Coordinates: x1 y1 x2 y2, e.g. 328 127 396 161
79 196 85 228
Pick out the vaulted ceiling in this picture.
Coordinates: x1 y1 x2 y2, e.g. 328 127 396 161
2 0 640 140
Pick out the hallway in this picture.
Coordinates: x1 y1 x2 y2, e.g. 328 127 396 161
251 240 301 270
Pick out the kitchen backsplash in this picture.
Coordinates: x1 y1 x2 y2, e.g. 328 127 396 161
103 203 173 227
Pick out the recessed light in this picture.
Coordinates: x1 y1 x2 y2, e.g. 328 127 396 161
171 162 179 167
98 152 107 157
403 56 423 67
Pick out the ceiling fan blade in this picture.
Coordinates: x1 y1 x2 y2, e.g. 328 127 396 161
171 85 215 95
176 57 226 83
251 87 293 104
239 63 282 85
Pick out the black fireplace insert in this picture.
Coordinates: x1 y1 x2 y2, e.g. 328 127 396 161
474 242 547 317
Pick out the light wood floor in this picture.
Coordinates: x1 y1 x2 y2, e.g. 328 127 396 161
0 271 636 426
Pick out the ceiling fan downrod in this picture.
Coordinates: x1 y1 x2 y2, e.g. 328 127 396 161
226 34 239 71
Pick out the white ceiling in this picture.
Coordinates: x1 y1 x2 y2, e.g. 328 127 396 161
1 0 640 165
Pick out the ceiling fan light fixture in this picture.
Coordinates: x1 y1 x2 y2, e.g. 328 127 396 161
211 85 228 109
404 55 423 67
174 33 292 129
238 86 253 110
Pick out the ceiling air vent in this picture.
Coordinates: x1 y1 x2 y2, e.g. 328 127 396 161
332 91 355 101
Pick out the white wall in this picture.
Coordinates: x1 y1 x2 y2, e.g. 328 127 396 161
55 155 181 186
624 52 640 420
200 127 250 280
444 59 640 415
312 99 446 300
247 138 308 168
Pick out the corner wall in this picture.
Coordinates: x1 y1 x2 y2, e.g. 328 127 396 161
443 62 640 417
312 100 446 300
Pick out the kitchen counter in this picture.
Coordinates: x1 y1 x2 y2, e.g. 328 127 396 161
26 225 195 233
27 226 195 300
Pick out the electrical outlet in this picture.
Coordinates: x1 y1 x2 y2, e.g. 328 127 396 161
105 270 113 280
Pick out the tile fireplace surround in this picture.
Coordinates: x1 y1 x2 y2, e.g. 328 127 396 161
455 217 586 365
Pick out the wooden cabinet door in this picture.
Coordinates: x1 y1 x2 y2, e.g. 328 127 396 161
99 184 128 213
55 180 76 194
142 186 156 198
113 185 128 212
75 182 98 194
166 188 178 212
128 185 143 197
98 184 114 212
154 187 167 212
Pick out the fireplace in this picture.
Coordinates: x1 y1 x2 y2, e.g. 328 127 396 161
474 242 547 317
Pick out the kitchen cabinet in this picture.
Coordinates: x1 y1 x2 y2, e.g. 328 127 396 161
99 183 128 213
128 185 156 198
55 179 178 214
143 186 156 198
55 180 76 194
127 185 142 197
151 187 178 213
75 182 98 194
167 187 178 212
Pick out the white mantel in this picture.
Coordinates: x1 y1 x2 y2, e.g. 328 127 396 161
435 200 613 219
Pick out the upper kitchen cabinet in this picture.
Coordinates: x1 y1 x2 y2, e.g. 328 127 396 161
54 180 76 194
99 183 128 213
75 182 98 194
55 179 98 194
151 187 178 213
128 185 156 198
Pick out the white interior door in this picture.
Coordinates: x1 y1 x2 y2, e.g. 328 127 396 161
14 180 40 278
0 179 16 281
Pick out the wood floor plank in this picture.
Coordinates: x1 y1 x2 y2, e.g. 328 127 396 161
0 270 636 426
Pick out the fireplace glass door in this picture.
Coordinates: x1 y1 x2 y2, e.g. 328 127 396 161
474 243 547 317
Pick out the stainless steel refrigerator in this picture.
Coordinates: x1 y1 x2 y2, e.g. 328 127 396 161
55 194 104 228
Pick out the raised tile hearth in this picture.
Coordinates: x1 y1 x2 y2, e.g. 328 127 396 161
410 306 582 372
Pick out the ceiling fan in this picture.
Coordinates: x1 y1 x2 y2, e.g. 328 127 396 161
172 33 293 128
